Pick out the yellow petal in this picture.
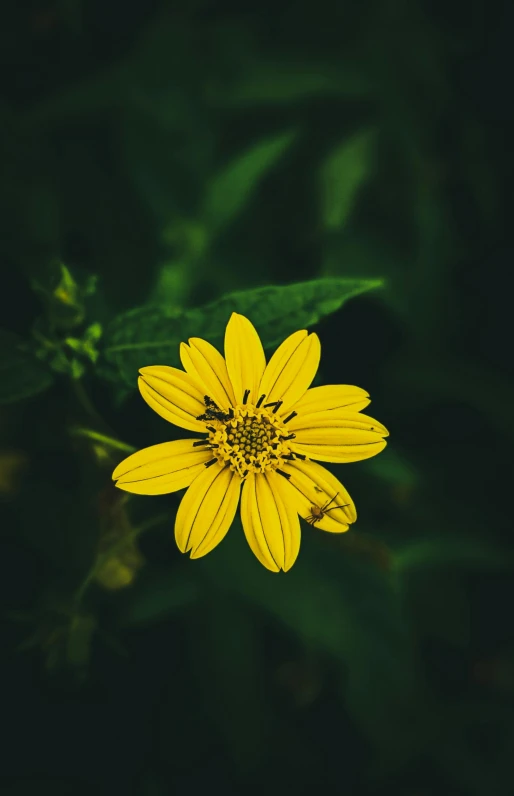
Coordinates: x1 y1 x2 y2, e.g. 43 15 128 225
175 462 240 558
291 410 388 463
291 409 389 436
240 472 300 572
265 470 301 571
180 338 236 411
138 366 207 432
241 474 277 571
293 437 387 463
224 312 266 405
259 329 306 401
291 384 371 417
259 330 320 415
282 459 355 531
112 439 212 495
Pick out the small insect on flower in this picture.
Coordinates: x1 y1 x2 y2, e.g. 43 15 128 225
305 492 349 525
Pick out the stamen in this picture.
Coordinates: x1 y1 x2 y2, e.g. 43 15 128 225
276 469 291 480
283 411 297 424
256 394 266 408
197 400 301 479
263 400 282 412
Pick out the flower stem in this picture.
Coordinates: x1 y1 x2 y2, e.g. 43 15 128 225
72 379 106 427
71 427 136 454
73 512 171 606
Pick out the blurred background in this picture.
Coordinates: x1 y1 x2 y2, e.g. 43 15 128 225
1 1 513 795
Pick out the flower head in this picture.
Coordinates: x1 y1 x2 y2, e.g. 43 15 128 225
112 313 388 571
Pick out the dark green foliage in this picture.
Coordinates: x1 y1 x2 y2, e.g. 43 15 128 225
0 330 53 404
203 130 297 236
320 130 376 231
101 278 382 386
0 2 513 795
200 526 421 757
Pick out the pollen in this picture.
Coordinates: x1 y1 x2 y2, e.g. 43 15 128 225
198 397 295 478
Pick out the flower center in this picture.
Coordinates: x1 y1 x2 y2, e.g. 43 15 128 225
195 395 299 478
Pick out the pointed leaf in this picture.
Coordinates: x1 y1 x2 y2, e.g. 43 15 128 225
100 277 384 386
320 130 375 230
204 130 296 235
208 60 374 106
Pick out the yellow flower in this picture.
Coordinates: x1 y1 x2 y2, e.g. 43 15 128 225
112 313 388 572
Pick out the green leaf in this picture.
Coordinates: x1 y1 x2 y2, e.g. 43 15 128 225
392 535 512 575
392 535 512 649
203 130 296 235
208 60 374 106
100 277 383 386
361 446 418 487
190 277 385 347
320 130 375 230
0 330 54 404
198 528 424 759
116 567 200 627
